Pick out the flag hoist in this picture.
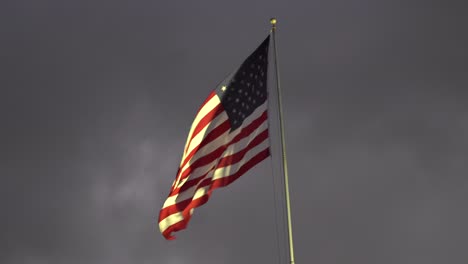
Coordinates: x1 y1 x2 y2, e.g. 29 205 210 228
158 18 296 264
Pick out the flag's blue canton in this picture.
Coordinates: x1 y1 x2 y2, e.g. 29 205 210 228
216 36 270 132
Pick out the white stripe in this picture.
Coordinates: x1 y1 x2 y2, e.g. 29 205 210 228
159 211 184 233
177 102 268 180
176 119 268 189
159 205 197 233
182 111 228 164
162 167 215 208
175 107 268 190
180 94 221 165
162 133 269 209
191 185 211 204
212 138 269 180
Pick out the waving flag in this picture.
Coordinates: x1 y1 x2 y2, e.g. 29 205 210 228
159 36 271 240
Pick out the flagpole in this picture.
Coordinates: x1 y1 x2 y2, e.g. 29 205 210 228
270 18 296 264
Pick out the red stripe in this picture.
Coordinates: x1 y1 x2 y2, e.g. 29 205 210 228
172 128 269 195
159 148 270 240
217 129 269 168
193 146 270 192
195 91 216 116
158 198 191 221
211 148 270 188
170 110 267 197
177 168 212 194
178 119 231 174
182 90 216 155
161 217 188 240
176 110 268 187
184 103 223 154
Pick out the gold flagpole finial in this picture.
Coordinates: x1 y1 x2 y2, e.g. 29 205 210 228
270 17 277 29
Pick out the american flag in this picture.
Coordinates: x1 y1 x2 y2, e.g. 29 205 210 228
158 36 271 240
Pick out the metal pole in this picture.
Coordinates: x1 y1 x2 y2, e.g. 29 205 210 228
270 18 296 264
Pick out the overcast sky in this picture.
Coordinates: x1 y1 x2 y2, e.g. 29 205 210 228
1 1 468 263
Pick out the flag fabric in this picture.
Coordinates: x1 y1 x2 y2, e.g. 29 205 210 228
158 36 271 240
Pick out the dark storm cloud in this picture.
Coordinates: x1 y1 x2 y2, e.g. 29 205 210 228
1 0 467 263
